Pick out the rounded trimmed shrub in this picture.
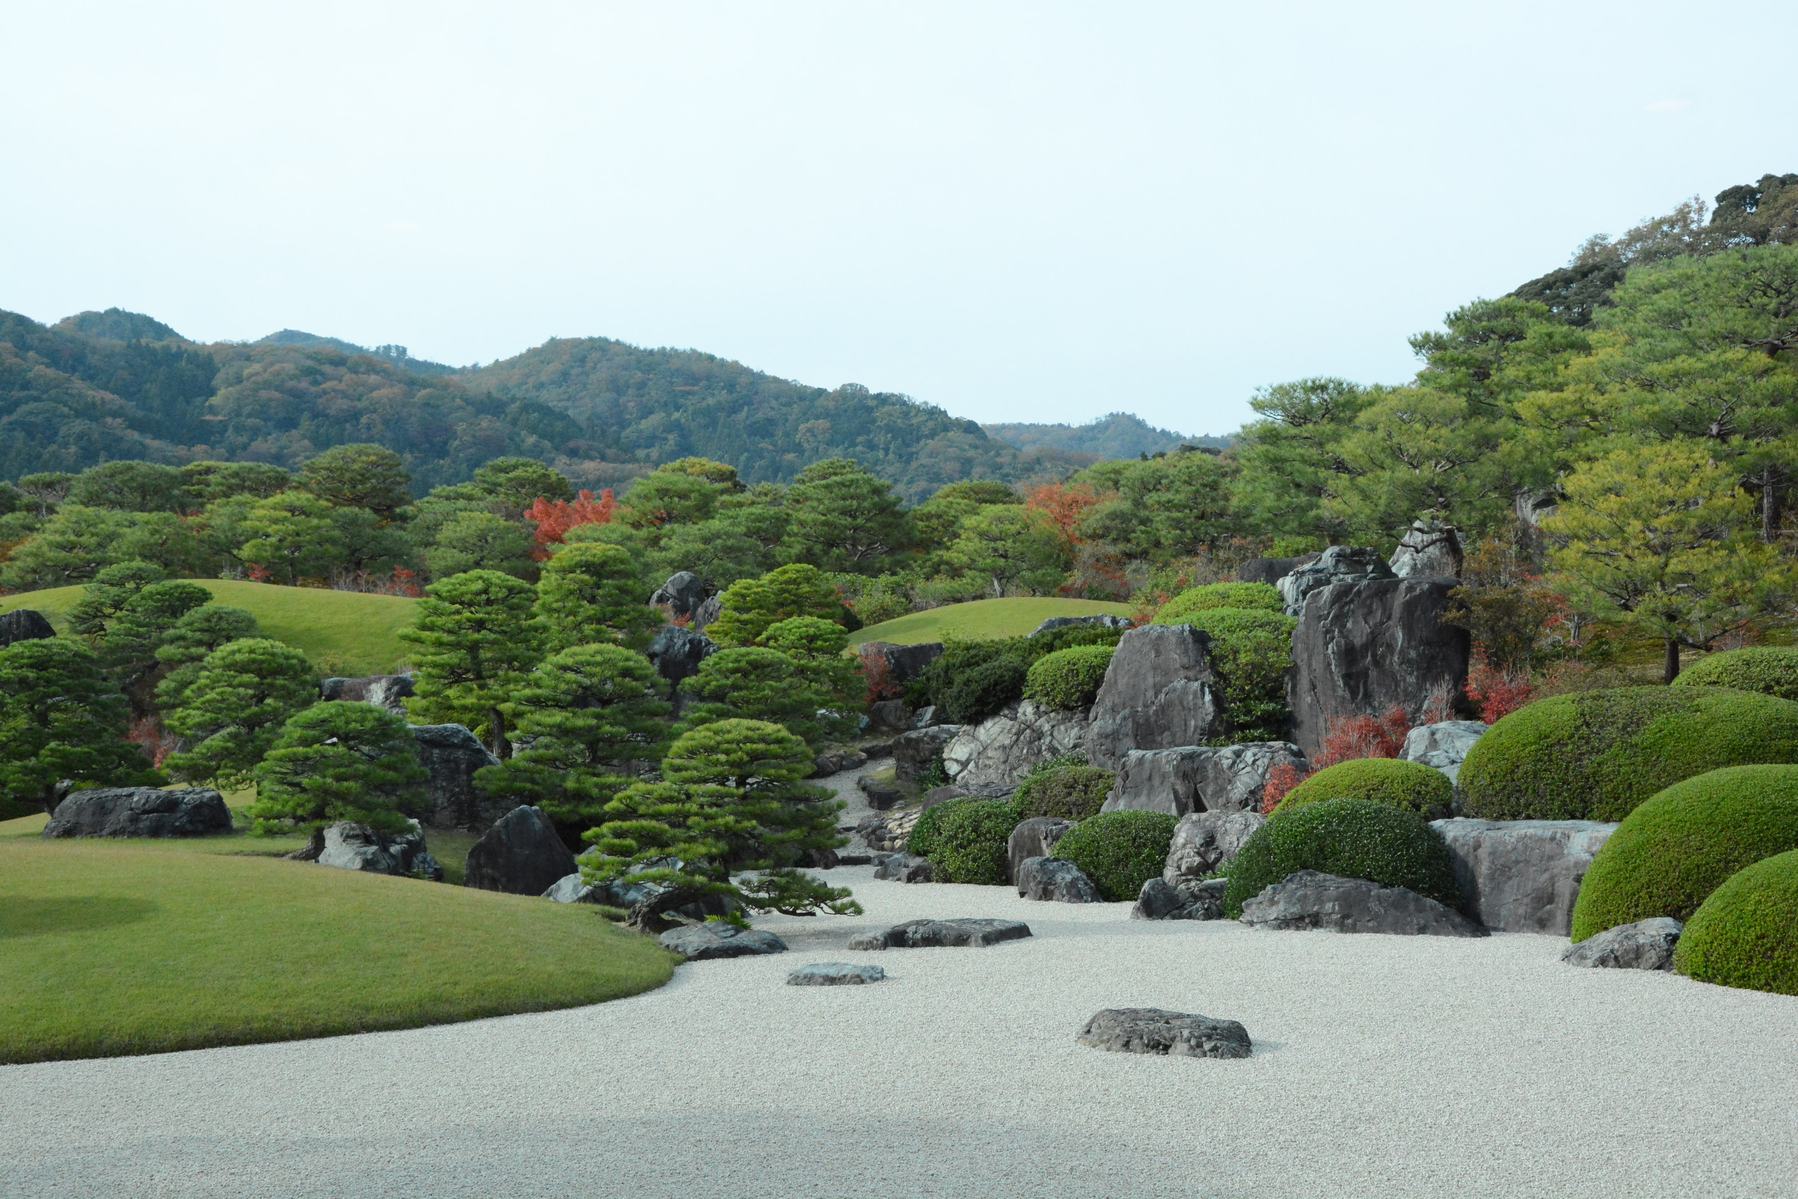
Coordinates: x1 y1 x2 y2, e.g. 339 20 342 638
1222 797 1461 918
1570 765 1798 941
1013 762 1115 822
929 799 1024 885
1457 686 1798 822
906 798 968 859
1178 607 1296 739
938 656 1030 724
1673 848 1798 996
1153 582 1284 622
1051 810 1178 901
1672 647 1798 702
1023 645 1115 710
1273 758 1453 820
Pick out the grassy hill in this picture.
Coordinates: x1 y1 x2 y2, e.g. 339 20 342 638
0 580 417 675
850 597 1132 646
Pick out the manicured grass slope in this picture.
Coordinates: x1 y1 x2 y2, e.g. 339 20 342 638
0 837 674 1064
0 580 417 675
850 597 1131 646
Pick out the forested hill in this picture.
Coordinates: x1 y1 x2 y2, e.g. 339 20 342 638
985 412 1230 460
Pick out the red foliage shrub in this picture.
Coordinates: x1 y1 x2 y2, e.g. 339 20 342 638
1464 651 1535 723
525 488 617 551
245 563 273 583
1025 482 1100 545
126 717 176 768
1313 705 1410 769
1260 761 1306 814
858 645 903 705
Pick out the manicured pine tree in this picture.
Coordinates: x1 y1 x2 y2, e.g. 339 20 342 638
0 638 157 814
98 580 212 711
707 562 847 647
67 560 167 639
251 701 427 836
401 569 542 758
681 646 832 748
534 541 661 653
759 615 861 718
162 638 318 788
152 605 262 714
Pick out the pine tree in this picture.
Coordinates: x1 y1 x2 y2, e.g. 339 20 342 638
67 560 167 639
681 647 833 747
162 638 318 787
707 563 846 647
534 541 660 652
0 638 156 814
251 702 426 836
401 569 542 757
98 580 212 711
153 605 261 714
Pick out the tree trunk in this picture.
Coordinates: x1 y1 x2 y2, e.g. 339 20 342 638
1763 467 1782 544
1664 639 1681 684
489 707 511 760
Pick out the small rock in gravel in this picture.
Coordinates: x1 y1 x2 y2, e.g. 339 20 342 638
660 923 789 960
1562 917 1683 971
786 963 888 986
848 918 1032 950
1077 1008 1252 1059
1015 856 1100 903
873 853 935 883
1132 877 1227 921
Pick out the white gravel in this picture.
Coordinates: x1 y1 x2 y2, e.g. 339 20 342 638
4 867 1795 1199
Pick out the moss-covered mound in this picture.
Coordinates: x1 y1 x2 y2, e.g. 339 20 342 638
1457 686 1798 822
1672 647 1798 703
1013 761 1115 822
1570 765 1798 941
929 799 1024 885
1673 848 1798 996
1273 758 1453 820
1023 644 1116 710
1223 797 1461 918
1153 582 1284 622
1052 810 1178 901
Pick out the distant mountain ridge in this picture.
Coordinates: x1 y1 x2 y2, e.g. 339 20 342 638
985 411 1231 460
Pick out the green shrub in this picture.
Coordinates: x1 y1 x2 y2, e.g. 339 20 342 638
1569 765 1798 941
1052 810 1178 901
1673 648 1798 702
1457 686 1798 822
1153 582 1284 622
1023 645 1115 710
1222 798 1461 918
1274 758 1453 820
1013 762 1115 822
913 625 1125 714
1673 848 1798 996
907 798 973 858
1160 606 1296 738
939 656 1030 724
930 799 1024 884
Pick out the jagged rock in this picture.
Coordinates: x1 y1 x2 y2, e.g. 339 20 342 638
410 724 506 830
867 699 913 732
320 673 415 712
848 918 1033 950
1031 614 1132 637
1401 721 1488 783
1104 743 1306 817
1076 1008 1252 1059
1276 545 1394 616
893 724 961 786
659 922 787 960
1430 818 1616 935
1015 856 1101 903
857 641 945 688
1007 817 1076 885
1163 810 1266 882
857 770 906 811
693 593 724 631
910 705 942 728
942 700 1089 789
647 625 716 694
1084 625 1225 769
873 853 935 883
813 747 868 777
1287 578 1471 760
1562 918 1682 971
42 787 231 838
0 608 57 648
1239 870 1488 936
649 571 711 622
463 805 577 896
1237 554 1319 587
315 820 442 881
1388 519 1464 579
542 873 599 904
1132 877 1228 920
787 962 887 986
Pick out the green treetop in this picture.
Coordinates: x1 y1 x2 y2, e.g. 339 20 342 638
251 701 427 837
402 569 542 757
0 638 156 814
162 637 318 788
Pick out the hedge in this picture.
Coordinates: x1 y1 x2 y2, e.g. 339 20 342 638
1672 647 1798 703
1013 762 1115 822
1673 848 1798 996
1154 605 1296 739
1023 645 1116 710
929 799 1025 885
1051 810 1178 901
1273 758 1453 820
915 624 1125 721
1222 797 1461 918
1153 582 1284 622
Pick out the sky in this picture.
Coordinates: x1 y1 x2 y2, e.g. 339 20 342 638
2 1 1793 436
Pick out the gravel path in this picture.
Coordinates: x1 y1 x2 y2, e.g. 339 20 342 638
4 867 1795 1198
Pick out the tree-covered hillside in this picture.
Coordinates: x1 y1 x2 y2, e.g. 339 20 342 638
985 412 1229 460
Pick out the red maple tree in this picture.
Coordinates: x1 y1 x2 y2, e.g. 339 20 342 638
525 488 617 551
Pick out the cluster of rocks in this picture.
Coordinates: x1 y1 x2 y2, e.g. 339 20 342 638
310 820 444 881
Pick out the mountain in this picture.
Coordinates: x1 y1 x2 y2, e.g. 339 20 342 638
53 308 187 343
985 412 1230 461
254 330 458 378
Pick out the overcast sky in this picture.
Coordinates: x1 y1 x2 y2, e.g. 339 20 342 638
2 1 1791 435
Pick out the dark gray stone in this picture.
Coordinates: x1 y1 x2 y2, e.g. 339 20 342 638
410 723 505 830
543 872 599 904
648 625 716 693
1562 918 1682 971
1015 856 1101 903
847 918 1032 950
1239 871 1488 937
943 700 1088 789
320 673 414 712
649 571 711 622
315 820 442 881
867 699 913 732
893 724 962 786
1084 625 1225 769
1132 877 1228 921
42 787 231 839
813 747 868 778
1388 519 1464 579
1031 614 1132 636
1237 554 1318 586
1007 816 1076 885
1163 810 1267 882
659 922 787 960
1104 743 1306 817
857 771 907 811
1401 721 1488 783
1276 545 1395 615
1076 1008 1252 1059
857 641 945 689
592 858 733 931
1431 818 1615 935
0 608 56 648
786 962 887 986
1287 578 1472 760
463 805 577 896
873 853 935 883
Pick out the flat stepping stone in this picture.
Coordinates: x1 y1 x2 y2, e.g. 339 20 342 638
1077 1008 1252 1059
786 962 888 986
659 923 788 960
847 918 1031 950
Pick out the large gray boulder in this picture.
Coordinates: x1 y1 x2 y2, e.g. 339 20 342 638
1031 614 1132 637
857 641 944 688
1388 519 1464 579
942 700 1088 789
1132 876 1228 921
42 787 231 839
647 625 715 694
1287 577 1471 760
320 673 415 712
649 571 711 623
1163 810 1266 882
1237 554 1318 587
892 724 962 786
1015 856 1101 903
1562 918 1682 971
1076 1008 1252 1059
1276 545 1394 615
1007 817 1075 885
1430 818 1616 935
410 724 506 830
848 918 1032 950
0 608 56 648
315 820 442 881
873 853 936 883
1104 743 1306 816
463 805 577 895
1239 871 1488 937
660 922 787 960
1401 721 1488 783
1084 625 1225 769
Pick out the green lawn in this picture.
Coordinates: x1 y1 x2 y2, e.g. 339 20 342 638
0 829 673 1064
0 579 418 675
850 597 1133 646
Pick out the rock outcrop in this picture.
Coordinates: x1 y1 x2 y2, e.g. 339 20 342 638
1076 1008 1252 1059
320 673 415 712
1031 614 1132 637
1276 545 1394 615
1103 743 1306 816
1238 871 1487 936
942 700 1088 789
1163 810 1266 881
462 805 577 896
1007 817 1075 885
848 918 1032 950
892 724 962 786
1084 625 1225 769
647 625 716 694
1562 918 1682 971
0 608 56 648
315 820 443 880
42 787 231 839
1015 857 1101 903
856 641 945 688
649 571 712 624
1132 877 1228 921
1237 554 1318 587
410 724 506 830
873 853 936 883
1401 721 1488 783
1388 519 1464 579
1430 818 1615 935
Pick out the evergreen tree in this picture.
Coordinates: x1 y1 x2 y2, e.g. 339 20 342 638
402 569 542 757
163 638 318 787
153 605 261 714
0 638 156 814
425 511 538 581
67 560 167 639
535 541 660 652
297 443 412 519
782 457 911 571
97 580 212 712
951 505 1070 597
708 563 847 647
682 646 834 747
238 492 347 584
760 614 861 714
251 701 426 836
